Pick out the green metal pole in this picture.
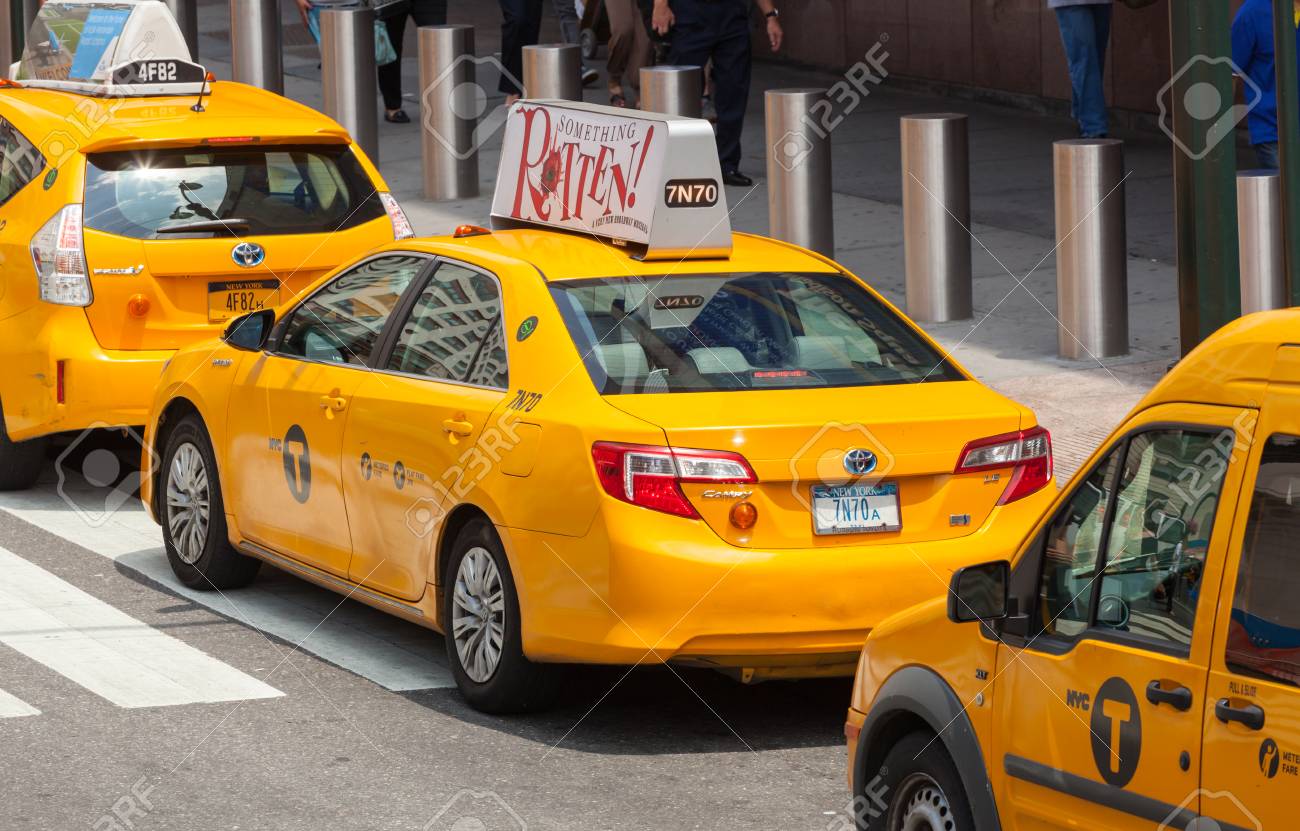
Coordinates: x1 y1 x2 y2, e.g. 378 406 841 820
1274 0 1300 305
1170 0 1241 352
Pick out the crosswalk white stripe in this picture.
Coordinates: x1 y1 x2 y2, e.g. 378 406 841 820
0 489 455 692
0 546 284 708
0 687 40 719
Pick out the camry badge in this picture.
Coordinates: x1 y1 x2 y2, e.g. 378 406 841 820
231 242 265 268
843 449 877 476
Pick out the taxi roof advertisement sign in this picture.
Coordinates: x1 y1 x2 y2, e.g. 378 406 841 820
492 101 733 260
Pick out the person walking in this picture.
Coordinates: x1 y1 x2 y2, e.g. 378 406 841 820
652 0 783 186
499 0 544 104
1232 0 1300 169
606 0 652 107
378 0 448 122
1049 0 1112 139
552 0 600 87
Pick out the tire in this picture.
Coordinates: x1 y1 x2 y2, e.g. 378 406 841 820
443 518 563 713
0 409 46 491
864 731 975 831
160 415 260 590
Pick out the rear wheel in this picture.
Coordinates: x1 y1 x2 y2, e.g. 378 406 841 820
161 415 260 590
866 731 974 831
444 518 563 713
0 409 46 491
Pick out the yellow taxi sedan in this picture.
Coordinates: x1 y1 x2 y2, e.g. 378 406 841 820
141 100 1055 713
0 0 411 489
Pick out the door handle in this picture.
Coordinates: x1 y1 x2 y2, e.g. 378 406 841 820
442 417 474 437
1215 698 1266 731
1146 680 1193 711
319 394 347 414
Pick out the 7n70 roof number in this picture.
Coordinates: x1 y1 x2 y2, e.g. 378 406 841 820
664 179 719 208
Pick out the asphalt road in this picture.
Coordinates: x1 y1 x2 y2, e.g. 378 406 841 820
0 433 854 831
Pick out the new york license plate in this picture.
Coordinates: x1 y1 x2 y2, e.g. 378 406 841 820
208 279 279 323
811 482 901 535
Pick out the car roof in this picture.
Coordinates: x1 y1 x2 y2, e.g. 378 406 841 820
0 81 348 154
1143 309 1300 410
390 228 842 281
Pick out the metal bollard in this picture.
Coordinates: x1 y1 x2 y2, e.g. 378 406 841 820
765 88 834 257
1237 170 1287 314
639 66 702 118
1054 139 1128 360
901 114 972 322
230 0 283 94
322 6 379 163
419 25 478 201
165 0 200 59
522 44 581 100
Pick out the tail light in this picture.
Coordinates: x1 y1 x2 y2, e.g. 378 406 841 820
591 442 757 518
31 205 91 306
955 426 1053 505
379 192 414 240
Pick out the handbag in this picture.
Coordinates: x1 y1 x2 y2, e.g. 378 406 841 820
306 4 399 65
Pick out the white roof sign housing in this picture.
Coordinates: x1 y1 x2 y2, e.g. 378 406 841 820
16 0 205 96
491 100 733 260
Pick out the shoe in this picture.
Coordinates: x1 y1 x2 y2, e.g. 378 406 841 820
385 109 411 124
722 170 753 187
581 67 599 87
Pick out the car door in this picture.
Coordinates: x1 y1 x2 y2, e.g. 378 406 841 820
991 402 1252 830
1200 351 1300 831
225 253 429 577
342 258 511 600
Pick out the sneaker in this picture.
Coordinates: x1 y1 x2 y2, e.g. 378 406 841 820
581 66 599 87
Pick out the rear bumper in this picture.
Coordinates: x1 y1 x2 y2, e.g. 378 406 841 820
503 487 1051 671
0 306 171 441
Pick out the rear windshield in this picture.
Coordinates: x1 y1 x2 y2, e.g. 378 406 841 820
550 272 965 394
83 144 385 238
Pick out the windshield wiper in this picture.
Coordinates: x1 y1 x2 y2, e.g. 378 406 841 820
155 218 252 235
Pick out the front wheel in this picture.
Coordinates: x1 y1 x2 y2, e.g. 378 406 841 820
865 731 974 831
160 415 260 590
444 518 563 713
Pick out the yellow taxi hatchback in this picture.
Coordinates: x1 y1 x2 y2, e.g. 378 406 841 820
0 0 412 489
845 311 1300 831
142 101 1055 713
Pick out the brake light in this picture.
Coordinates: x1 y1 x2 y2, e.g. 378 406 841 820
379 192 414 240
202 136 257 144
31 205 91 306
591 442 757 518
955 427 1053 505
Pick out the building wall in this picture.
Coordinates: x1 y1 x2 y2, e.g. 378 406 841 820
768 0 1191 115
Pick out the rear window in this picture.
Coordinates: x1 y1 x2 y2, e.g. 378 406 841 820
550 272 964 394
83 144 385 238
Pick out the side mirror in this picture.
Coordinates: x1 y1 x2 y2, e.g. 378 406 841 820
221 309 275 352
947 560 1010 623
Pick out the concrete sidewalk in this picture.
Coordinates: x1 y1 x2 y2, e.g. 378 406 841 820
192 0 1178 480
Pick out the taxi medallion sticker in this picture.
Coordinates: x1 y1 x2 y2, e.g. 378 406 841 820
1090 677 1141 787
516 316 538 341
281 425 311 504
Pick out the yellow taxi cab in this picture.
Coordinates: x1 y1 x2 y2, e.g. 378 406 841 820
0 0 412 489
141 100 1055 713
844 311 1300 831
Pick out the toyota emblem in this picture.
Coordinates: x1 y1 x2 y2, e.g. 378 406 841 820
843 449 878 476
231 241 266 268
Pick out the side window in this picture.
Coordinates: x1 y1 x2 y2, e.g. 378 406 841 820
385 262 508 388
278 255 425 366
1226 434 1300 687
1036 427 1232 651
0 118 44 208
1038 448 1119 638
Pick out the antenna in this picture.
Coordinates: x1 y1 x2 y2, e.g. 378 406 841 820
191 71 213 113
